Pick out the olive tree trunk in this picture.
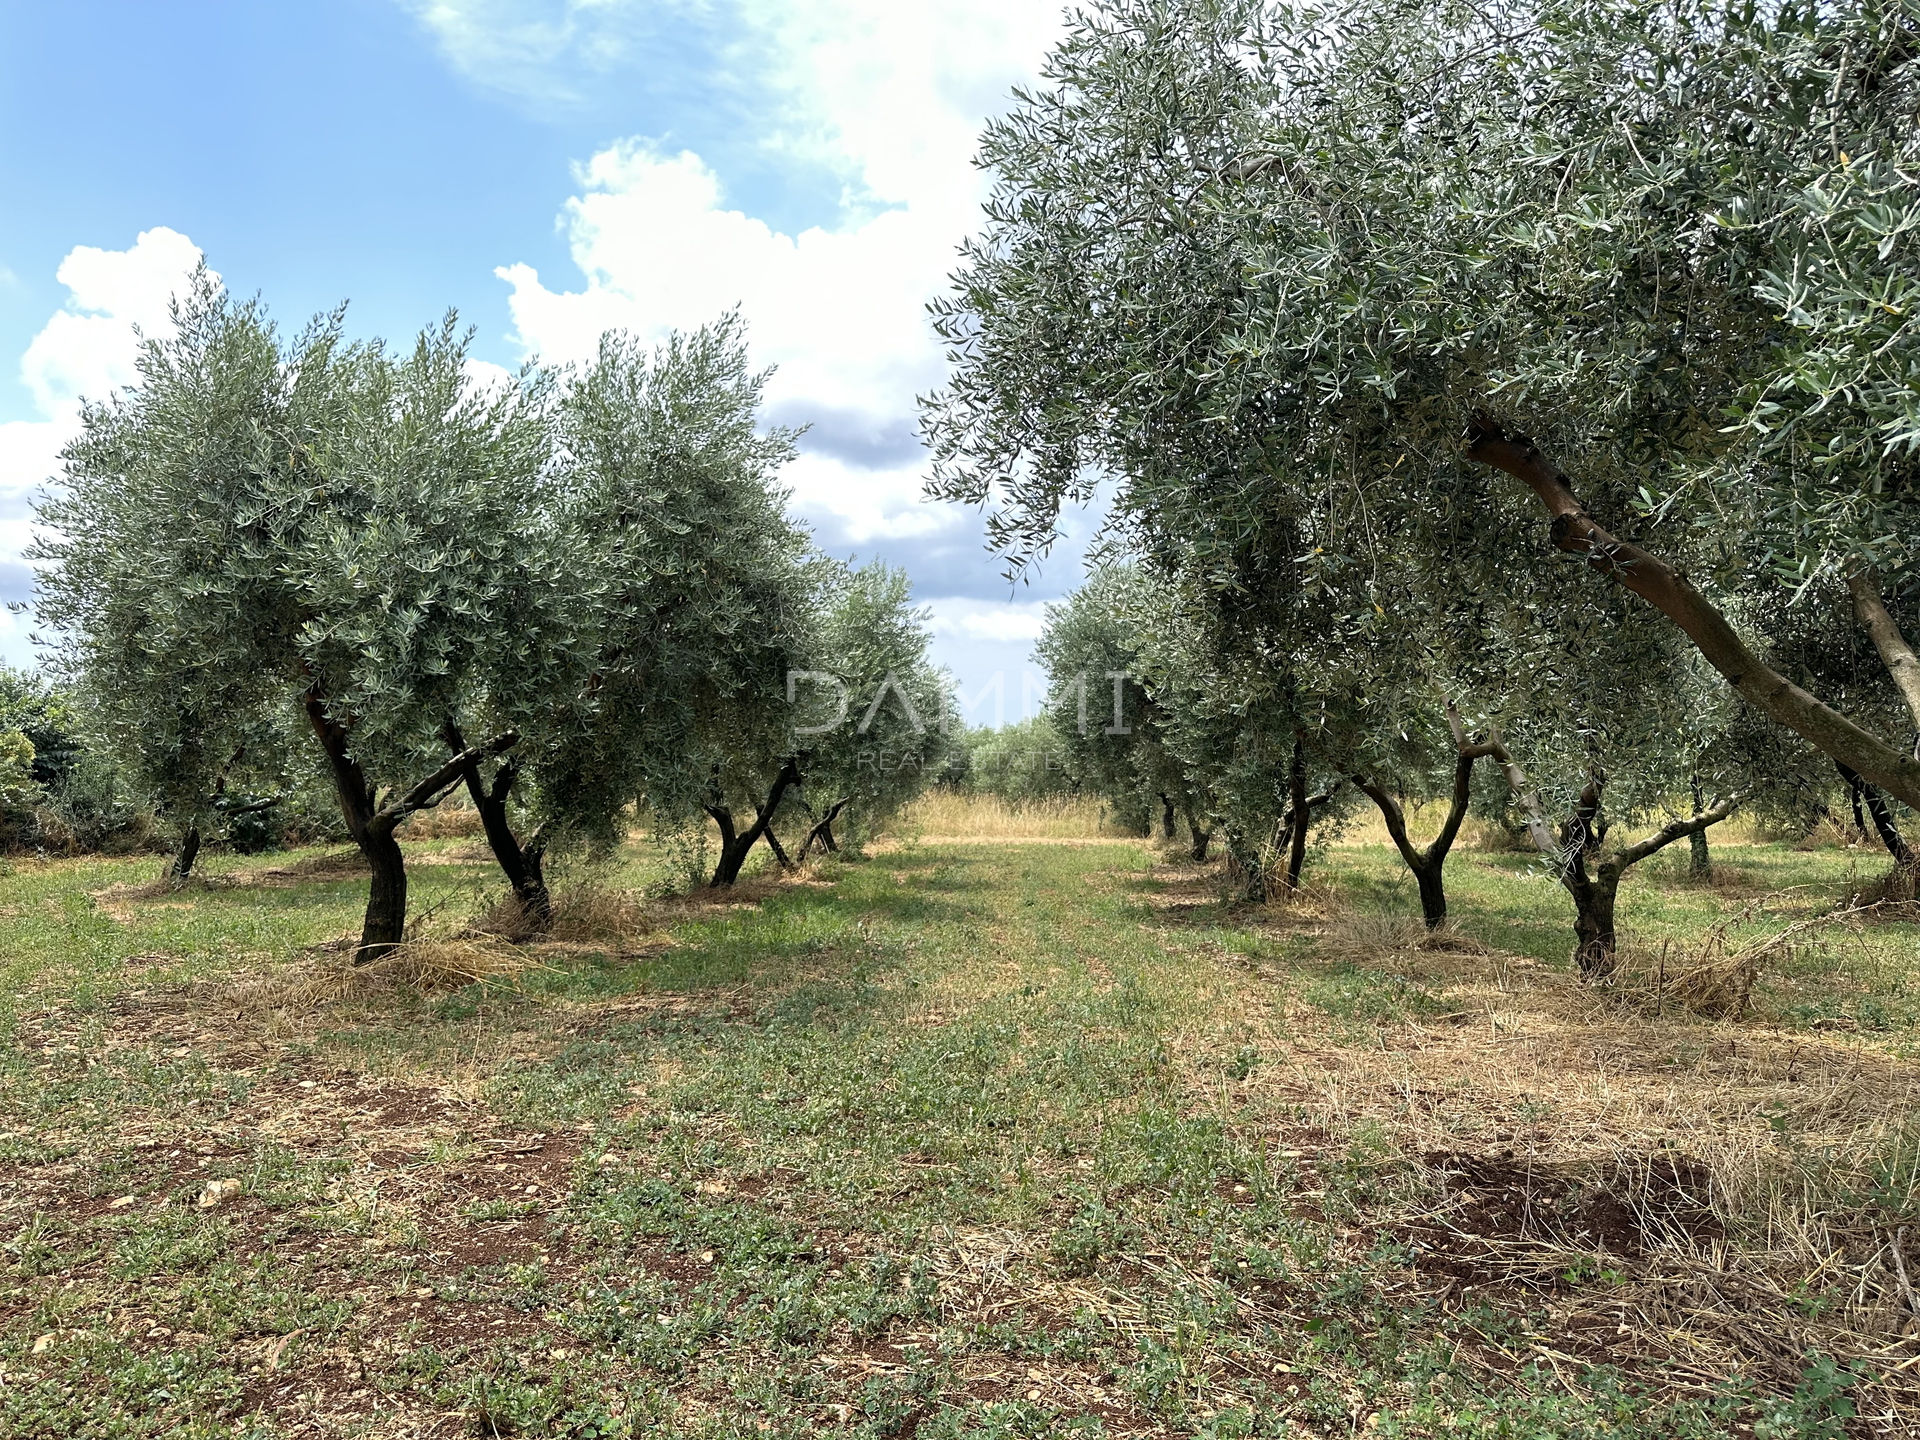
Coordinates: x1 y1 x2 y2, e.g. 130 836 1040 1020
1563 782 1743 979
1283 739 1309 891
307 690 516 962
1183 802 1214 862
797 797 850 863
1688 776 1713 880
442 721 551 928
707 759 802 887
1266 765 1341 896
169 824 202 884
1487 733 1738 978
1351 709 1500 929
1836 760 1915 870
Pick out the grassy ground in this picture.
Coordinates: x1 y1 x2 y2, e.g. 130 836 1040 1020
1 814 1917 1437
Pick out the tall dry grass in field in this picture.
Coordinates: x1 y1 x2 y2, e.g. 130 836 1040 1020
895 791 1134 841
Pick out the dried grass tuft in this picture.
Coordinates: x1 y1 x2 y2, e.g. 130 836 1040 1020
1316 910 1489 968
544 884 653 945
1658 943 1761 1020
245 849 369 883
1843 861 1920 915
472 882 662 952
233 937 548 1014
1616 901 1886 1021
394 804 486 840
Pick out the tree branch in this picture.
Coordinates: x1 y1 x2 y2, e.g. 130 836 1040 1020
1350 773 1422 872
214 795 283 816
373 732 519 830
1483 725 1562 860
1848 566 1920 737
1836 761 1914 867
1465 414 1920 807
1612 793 1742 871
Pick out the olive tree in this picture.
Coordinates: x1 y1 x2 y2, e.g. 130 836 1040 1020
1462 588 1745 976
952 716 1082 808
788 562 955 861
923 0 1920 820
444 315 814 922
38 278 545 959
1036 568 1213 854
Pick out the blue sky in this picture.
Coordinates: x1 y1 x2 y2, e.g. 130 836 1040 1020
0 0 1098 722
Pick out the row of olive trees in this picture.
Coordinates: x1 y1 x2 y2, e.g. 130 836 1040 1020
33 278 952 960
1035 566 1813 976
928 0 1920 978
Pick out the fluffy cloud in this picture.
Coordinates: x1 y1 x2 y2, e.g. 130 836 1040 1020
925 597 1052 645
426 1 1079 690
0 227 206 501
395 0 687 111
0 229 207 656
18 227 205 420
489 2 1061 551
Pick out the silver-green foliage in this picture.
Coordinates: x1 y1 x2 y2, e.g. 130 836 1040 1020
924 0 1920 800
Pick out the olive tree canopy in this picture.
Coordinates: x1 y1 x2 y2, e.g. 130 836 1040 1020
37 277 549 958
449 315 815 922
923 0 1920 807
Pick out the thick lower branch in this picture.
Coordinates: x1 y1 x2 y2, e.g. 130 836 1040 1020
1466 416 1920 807
442 721 550 926
709 760 803 886
1837 761 1915 869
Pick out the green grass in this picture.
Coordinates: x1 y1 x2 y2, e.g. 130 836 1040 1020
0 831 1910 1436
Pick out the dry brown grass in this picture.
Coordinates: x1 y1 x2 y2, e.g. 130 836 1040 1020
1210 898 1920 1414
896 791 1132 841
1605 905 1850 1022
228 937 551 1019
238 848 370 883
474 881 667 951
1313 911 1491 968
394 803 487 840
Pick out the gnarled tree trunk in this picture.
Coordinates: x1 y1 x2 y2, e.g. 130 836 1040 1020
1352 708 1500 929
443 721 551 928
1273 776 1341 893
1283 739 1309 891
1836 760 1915 871
308 689 515 962
797 797 850 863
1572 789 1741 979
1566 860 1622 980
1488 735 1738 978
169 824 202 885
1184 805 1213 862
1688 777 1713 880
707 759 802 887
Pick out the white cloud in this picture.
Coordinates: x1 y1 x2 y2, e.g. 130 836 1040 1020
17 228 204 420
0 229 207 616
489 2 1062 547
925 596 1051 645
461 356 518 395
0 421 67 507
496 137 954 424
396 0 668 108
